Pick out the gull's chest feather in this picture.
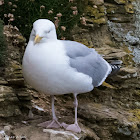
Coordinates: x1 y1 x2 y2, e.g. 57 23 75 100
24 41 68 70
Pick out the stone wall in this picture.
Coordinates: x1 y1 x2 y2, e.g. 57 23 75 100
0 0 140 140
70 0 140 139
0 25 31 118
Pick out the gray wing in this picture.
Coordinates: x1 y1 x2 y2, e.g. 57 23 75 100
62 40 111 87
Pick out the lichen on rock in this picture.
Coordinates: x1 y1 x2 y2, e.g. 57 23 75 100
0 24 31 118
0 0 140 140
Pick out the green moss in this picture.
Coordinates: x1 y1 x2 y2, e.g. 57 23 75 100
129 0 135 2
134 90 140 96
123 45 132 54
115 0 126 4
127 109 140 130
129 109 140 122
93 17 106 24
124 3 134 14
85 5 105 19
0 20 7 67
98 5 105 13
75 38 90 47
11 63 21 70
122 46 134 66
106 41 117 48
106 7 118 14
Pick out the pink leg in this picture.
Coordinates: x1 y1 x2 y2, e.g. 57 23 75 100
38 95 62 128
63 93 81 133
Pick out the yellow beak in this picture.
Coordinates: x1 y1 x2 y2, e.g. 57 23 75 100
34 35 43 44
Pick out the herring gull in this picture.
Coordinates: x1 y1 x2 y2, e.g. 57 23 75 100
22 19 120 133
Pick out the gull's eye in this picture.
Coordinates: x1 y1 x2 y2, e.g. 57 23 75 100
32 34 35 38
45 30 50 34
32 29 36 36
33 29 36 34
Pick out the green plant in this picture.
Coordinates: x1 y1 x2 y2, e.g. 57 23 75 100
0 20 7 66
0 0 83 40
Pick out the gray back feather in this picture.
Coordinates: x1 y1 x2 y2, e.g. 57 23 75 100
62 40 111 87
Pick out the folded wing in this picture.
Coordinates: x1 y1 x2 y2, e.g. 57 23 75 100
62 40 111 87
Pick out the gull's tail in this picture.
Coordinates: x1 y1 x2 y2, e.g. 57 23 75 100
102 60 122 88
109 60 122 76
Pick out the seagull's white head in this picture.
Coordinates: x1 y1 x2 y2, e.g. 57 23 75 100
30 19 57 44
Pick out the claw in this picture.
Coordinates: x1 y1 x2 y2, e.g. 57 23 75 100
38 119 62 129
66 123 81 133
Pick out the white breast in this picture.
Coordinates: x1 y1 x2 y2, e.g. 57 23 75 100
22 40 93 95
